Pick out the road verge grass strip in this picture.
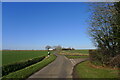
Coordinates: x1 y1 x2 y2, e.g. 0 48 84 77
2 54 56 80
74 61 119 78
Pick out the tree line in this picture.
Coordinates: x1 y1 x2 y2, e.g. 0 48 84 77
45 45 75 51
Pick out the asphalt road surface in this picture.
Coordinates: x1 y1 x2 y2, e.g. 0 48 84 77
27 54 88 79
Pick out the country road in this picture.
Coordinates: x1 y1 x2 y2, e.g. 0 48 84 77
27 54 88 79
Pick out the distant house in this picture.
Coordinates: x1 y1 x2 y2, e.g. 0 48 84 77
49 49 53 51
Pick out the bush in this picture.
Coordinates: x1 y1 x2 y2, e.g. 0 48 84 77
89 50 102 65
89 50 120 68
89 50 110 66
2 56 45 76
109 54 120 68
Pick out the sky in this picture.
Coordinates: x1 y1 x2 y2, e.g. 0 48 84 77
2 2 96 50
1 0 119 2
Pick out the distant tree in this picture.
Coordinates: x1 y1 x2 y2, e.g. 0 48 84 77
72 48 75 50
62 47 75 50
45 45 51 51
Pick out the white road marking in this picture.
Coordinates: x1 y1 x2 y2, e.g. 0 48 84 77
70 59 75 65
73 59 76 64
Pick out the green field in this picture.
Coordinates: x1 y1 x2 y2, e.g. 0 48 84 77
62 49 89 54
74 61 119 78
59 50 90 56
2 50 51 65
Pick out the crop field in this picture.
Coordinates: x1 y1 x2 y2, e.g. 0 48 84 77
59 49 90 56
2 50 51 65
63 50 89 54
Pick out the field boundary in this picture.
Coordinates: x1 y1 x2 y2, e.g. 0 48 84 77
2 56 45 76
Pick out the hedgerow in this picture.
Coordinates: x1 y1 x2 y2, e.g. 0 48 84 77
89 50 120 68
2 56 45 76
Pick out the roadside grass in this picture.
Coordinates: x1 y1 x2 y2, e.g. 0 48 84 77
74 61 119 78
66 55 89 59
2 54 56 80
2 50 50 65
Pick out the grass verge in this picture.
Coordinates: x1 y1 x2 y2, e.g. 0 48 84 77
2 54 56 80
74 61 119 78
66 55 89 59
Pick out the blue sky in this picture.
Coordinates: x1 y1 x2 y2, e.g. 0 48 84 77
2 0 118 2
2 2 96 50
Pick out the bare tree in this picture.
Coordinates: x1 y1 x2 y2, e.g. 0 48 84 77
89 2 120 65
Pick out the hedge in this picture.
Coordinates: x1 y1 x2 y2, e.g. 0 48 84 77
2 54 56 80
89 50 120 67
2 56 45 76
89 50 103 66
